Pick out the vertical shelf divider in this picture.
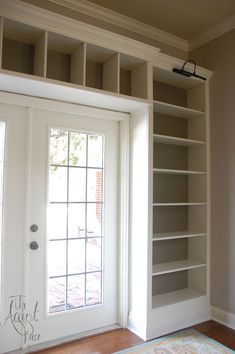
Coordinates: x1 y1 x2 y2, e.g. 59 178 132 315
71 42 86 86
103 52 120 93
34 30 48 78
131 61 148 99
0 17 3 69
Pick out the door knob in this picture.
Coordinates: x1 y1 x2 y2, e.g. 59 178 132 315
30 241 39 250
30 224 38 232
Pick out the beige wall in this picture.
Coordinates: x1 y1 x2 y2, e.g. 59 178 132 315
21 0 187 60
190 29 235 314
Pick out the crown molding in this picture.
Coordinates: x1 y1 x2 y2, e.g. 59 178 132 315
189 15 235 51
49 0 188 52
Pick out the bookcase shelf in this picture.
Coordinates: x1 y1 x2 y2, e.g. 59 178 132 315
152 260 206 276
152 288 205 308
153 100 204 119
153 134 205 146
153 168 206 175
153 231 206 241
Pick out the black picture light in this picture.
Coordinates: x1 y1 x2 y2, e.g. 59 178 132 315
172 59 206 81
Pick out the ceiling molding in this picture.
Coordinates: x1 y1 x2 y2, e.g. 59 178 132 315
49 0 188 52
189 15 235 51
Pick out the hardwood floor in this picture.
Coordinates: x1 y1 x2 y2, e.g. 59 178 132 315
33 320 235 354
33 329 143 354
194 320 235 351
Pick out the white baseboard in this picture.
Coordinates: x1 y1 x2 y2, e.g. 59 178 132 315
211 306 235 330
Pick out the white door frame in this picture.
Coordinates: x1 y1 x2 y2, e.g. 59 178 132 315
0 91 130 352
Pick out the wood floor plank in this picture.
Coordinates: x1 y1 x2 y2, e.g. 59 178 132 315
33 328 143 354
32 320 235 353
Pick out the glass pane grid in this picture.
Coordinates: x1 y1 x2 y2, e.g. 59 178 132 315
48 129 104 314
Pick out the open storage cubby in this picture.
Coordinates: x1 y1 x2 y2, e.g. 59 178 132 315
2 18 46 76
119 54 148 99
153 142 206 173
153 205 207 236
0 17 152 103
47 32 85 84
153 110 206 142
152 267 206 308
153 67 206 112
85 43 119 92
153 173 206 204
152 236 206 268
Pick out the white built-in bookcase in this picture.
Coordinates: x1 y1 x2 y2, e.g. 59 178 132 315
0 5 212 341
152 67 208 308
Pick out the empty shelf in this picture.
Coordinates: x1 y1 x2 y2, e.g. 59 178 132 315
153 202 207 206
153 168 206 175
153 101 204 119
152 288 205 308
153 231 206 241
152 259 206 276
153 134 205 146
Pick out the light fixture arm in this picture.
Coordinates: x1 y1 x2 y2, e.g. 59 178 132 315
172 59 206 81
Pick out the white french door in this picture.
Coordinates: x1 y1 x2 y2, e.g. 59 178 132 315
0 100 123 353
27 108 119 345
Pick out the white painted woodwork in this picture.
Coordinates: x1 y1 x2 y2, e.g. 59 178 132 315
153 101 204 119
152 260 206 276
71 42 86 85
152 288 204 308
0 18 3 68
0 3 212 346
0 71 148 113
153 231 206 241
103 52 120 93
153 202 206 206
153 168 206 175
34 31 47 77
131 62 148 99
153 134 205 146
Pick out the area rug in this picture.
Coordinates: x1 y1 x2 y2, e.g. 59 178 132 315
114 329 234 353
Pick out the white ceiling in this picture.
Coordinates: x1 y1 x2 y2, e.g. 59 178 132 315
86 0 235 40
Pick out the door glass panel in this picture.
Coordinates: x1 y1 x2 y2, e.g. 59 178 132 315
87 203 102 236
86 272 102 306
68 239 85 274
86 238 102 272
49 166 67 202
48 129 104 313
48 241 66 277
48 277 66 314
68 204 85 238
68 167 86 202
67 275 85 309
48 204 67 239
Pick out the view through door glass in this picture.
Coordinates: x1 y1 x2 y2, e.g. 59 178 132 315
48 128 104 313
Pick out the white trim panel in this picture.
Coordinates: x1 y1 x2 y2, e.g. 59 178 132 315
211 306 235 330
